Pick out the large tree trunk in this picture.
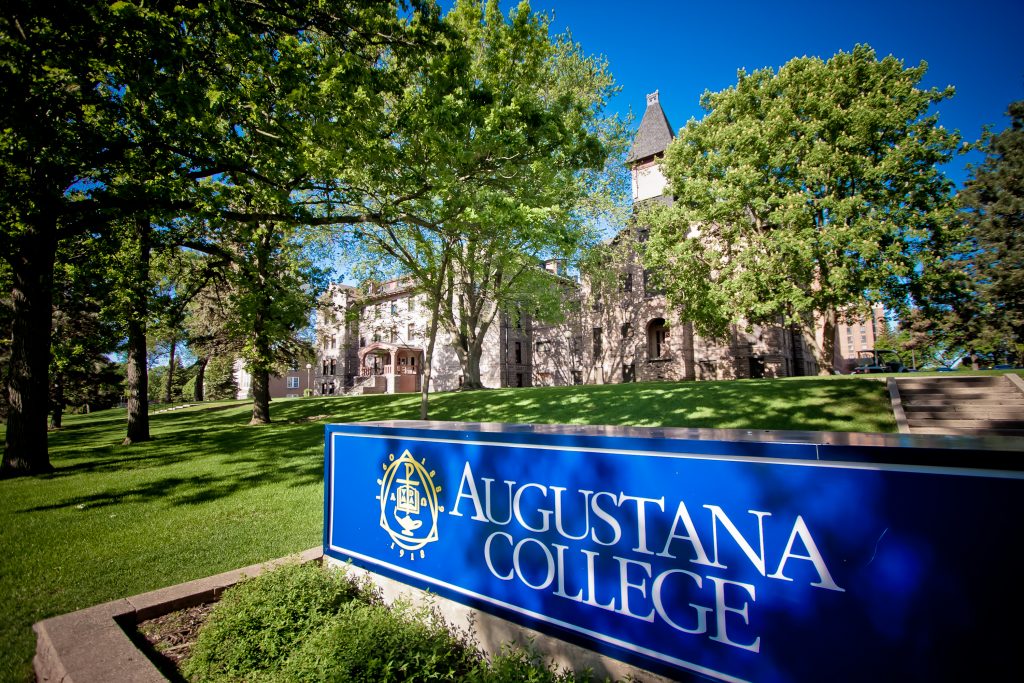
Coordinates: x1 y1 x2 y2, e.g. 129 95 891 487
50 373 64 431
461 337 485 389
123 317 150 444
2 215 57 476
162 336 177 404
812 309 838 375
123 216 152 445
249 368 271 424
193 356 208 402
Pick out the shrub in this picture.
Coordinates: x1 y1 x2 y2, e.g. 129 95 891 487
473 643 596 683
279 599 481 682
183 562 610 682
182 561 378 682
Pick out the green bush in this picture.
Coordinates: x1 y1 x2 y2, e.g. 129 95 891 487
182 561 379 682
473 643 595 683
280 600 481 682
183 562 609 683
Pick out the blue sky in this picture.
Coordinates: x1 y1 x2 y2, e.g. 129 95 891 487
517 0 1024 188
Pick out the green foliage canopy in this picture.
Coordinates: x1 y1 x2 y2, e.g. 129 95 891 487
959 100 1024 354
644 45 963 372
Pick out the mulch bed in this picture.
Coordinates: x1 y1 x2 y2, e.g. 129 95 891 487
135 602 215 676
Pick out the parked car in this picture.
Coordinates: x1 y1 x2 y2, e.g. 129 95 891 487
850 349 908 374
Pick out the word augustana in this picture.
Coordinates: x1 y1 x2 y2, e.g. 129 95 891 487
448 461 845 654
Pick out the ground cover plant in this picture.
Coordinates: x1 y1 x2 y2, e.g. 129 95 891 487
181 561 592 682
0 377 900 681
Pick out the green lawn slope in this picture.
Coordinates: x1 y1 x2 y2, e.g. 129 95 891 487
0 377 894 682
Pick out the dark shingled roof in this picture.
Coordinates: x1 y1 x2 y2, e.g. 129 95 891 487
626 91 675 164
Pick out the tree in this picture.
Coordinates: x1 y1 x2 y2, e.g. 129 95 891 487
959 100 1024 356
183 281 237 402
349 0 627 400
203 356 239 401
644 45 963 374
2 1 443 472
49 231 121 429
211 220 325 424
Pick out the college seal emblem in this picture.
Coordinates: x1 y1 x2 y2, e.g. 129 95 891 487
377 449 443 560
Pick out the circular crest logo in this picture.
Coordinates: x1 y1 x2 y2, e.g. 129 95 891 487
377 449 443 561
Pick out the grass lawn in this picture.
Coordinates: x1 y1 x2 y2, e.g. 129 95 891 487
0 376 897 682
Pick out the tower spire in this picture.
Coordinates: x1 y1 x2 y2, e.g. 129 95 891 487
627 90 675 165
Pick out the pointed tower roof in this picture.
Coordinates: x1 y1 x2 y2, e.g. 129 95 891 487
626 91 675 164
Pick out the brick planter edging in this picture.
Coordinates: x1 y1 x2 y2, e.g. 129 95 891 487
33 546 323 683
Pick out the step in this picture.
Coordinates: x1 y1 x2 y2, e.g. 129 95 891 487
896 376 1007 387
903 407 1024 420
897 380 1017 390
906 418 1024 430
902 400 1024 411
909 426 1024 438
897 389 1015 401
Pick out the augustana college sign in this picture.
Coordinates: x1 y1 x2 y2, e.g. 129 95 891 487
324 422 1024 683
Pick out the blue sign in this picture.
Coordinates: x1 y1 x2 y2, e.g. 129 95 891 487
323 422 1024 683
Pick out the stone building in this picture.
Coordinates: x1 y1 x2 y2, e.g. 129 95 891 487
834 304 889 372
309 277 534 395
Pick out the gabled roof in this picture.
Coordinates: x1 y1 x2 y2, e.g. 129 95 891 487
626 91 675 164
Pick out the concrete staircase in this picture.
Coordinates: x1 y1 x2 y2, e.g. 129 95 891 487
889 374 1024 437
345 374 385 396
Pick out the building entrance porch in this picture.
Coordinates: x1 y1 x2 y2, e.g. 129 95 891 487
358 343 423 393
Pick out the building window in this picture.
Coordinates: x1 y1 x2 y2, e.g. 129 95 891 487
621 322 633 338
286 376 300 389
647 318 669 359
330 335 336 350
643 269 663 297
536 340 547 354
514 341 522 363
593 327 603 357
390 329 398 344
408 323 415 340
360 336 366 347
622 272 633 292
390 302 398 315
516 373 524 387
571 370 583 385
408 297 415 311
329 359 337 376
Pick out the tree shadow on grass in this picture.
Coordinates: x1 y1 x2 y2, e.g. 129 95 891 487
21 453 323 513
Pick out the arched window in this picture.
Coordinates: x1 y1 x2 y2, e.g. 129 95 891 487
647 318 669 359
